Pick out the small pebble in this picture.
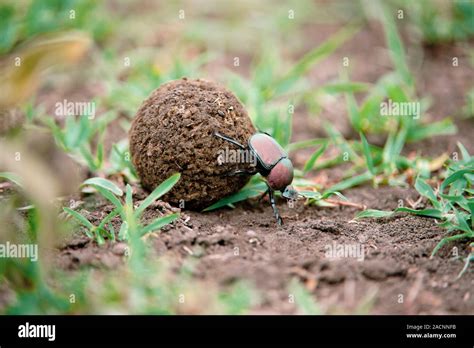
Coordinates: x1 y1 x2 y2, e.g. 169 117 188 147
246 230 257 237
112 242 128 256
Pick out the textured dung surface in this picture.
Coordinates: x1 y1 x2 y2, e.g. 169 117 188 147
129 78 256 210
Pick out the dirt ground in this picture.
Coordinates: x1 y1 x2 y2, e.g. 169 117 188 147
57 183 473 314
6 23 474 314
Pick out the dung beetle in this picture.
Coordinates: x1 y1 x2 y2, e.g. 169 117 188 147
214 131 298 225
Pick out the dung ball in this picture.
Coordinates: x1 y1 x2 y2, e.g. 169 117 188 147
129 78 256 210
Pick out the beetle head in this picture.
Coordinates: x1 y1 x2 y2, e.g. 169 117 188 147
281 185 298 200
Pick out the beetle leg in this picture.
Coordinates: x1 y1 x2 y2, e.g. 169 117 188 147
267 187 283 226
258 189 269 203
214 132 246 150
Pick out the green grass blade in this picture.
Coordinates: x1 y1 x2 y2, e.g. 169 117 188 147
95 230 105 246
457 142 471 161
97 208 120 230
269 25 359 97
44 118 66 149
380 5 413 87
328 172 372 192
134 173 181 218
79 144 98 171
65 116 90 149
431 232 471 258
286 138 326 152
324 122 360 163
298 191 322 199
96 138 104 169
359 78 387 129
441 169 474 192
449 176 467 197
360 133 375 175
91 186 123 212
125 184 133 210
203 181 267 212
356 209 393 219
82 177 123 196
140 213 179 236
414 176 440 209
407 119 457 142
392 126 407 160
382 132 396 167
395 207 443 219
346 90 361 132
303 142 328 174
75 116 92 148
118 221 128 241
455 209 472 233
320 190 347 201
467 200 474 229
107 223 116 241
63 207 94 229
318 81 369 95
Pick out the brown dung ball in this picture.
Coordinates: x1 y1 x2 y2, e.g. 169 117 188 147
129 78 256 210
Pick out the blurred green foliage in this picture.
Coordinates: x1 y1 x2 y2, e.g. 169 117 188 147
0 0 112 54
401 0 474 43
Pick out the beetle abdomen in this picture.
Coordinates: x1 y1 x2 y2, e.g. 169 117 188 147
267 158 294 191
249 133 287 169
